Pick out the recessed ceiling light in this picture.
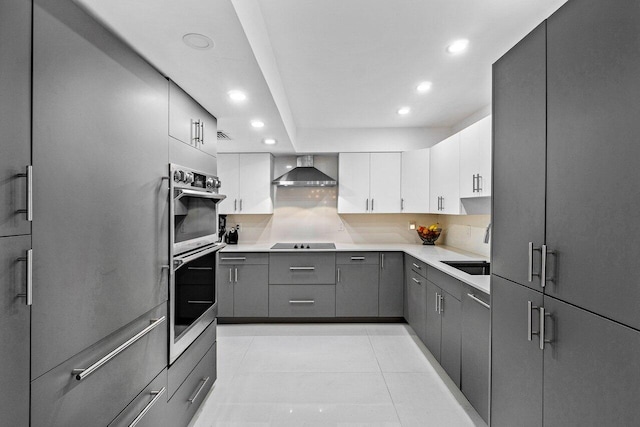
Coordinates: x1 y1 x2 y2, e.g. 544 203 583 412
251 120 265 128
397 107 411 115
263 138 277 145
417 81 432 93
446 39 469 54
227 90 246 102
182 33 214 50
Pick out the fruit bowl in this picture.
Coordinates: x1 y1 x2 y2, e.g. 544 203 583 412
416 226 442 245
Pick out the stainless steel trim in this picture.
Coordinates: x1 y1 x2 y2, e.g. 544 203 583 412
220 257 246 261
200 121 205 145
528 242 542 282
371 199 374 211
173 244 223 272
477 174 482 192
187 300 214 304
539 307 546 350
16 249 33 306
16 165 33 221
289 300 315 304
188 377 210 404
128 387 166 427
229 268 232 283
440 196 444 211
234 267 238 282
467 293 490 309
541 244 547 287
472 174 477 193
337 267 341 283
289 266 315 271
412 263 421 270
438 294 444 313
366 198 369 211
527 301 540 341
187 266 213 271
350 256 365 261
435 293 440 312
72 316 166 381
239 199 243 211
381 253 385 269
174 188 226 202
234 199 237 211
401 198 404 211
412 277 421 284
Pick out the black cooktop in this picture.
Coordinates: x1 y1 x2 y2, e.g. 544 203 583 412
270 243 336 250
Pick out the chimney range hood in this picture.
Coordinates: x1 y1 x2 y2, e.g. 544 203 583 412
272 155 337 187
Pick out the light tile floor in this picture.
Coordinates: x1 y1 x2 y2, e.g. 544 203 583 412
189 323 487 427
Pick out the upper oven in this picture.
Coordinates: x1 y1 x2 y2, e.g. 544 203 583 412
169 163 226 364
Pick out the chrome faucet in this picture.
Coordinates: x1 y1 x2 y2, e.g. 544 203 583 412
484 223 492 244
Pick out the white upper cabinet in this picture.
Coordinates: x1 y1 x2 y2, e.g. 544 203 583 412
459 115 492 198
401 148 430 213
218 153 273 214
338 152 401 213
430 134 461 214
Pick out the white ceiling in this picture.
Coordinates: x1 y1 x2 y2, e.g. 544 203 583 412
75 0 567 154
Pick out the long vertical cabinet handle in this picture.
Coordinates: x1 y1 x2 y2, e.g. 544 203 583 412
477 174 482 192
472 174 477 193
401 198 404 211
434 292 440 312
371 199 374 212
381 253 384 270
366 199 369 212
239 199 243 212
16 249 33 306
527 301 540 341
234 199 237 212
200 121 205 145
539 307 553 350
234 267 238 283
229 268 233 283
438 294 444 314
441 196 444 211
541 245 556 287
528 242 542 283
16 165 33 221
337 267 340 283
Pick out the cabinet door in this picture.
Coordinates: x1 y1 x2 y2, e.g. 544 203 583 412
238 153 273 214
217 153 240 214
0 0 31 238
491 276 543 427
338 153 370 213
169 80 199 148
234 264 269 317
492 23 546 291
216 264 234 317
542 296 640 427
379 252 404 317
461 291 490 423
336 264 379 317
429 134 460 214
425 281 442 360
198 112 218 158
546 0 640 330
32 1 169 378
401 149 430 213
0 235 30 427
370 153 401 213
459 116 491 198
440 291 461 387
406 270 427 343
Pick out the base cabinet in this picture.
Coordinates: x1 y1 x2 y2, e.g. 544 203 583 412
378 252 404 317
108 369 168 427
405 256 427 343
218 253 269 318
426 281 461 387
336 252 379 317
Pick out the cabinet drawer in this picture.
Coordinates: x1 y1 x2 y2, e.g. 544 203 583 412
269 253 336 284
428 266 463 301
407 255 427 278
269 285 336 317
219 252 269 265
336 251 380 265
31 303 167 427
108 369 167 427
168 319 216 399
167 342 216 427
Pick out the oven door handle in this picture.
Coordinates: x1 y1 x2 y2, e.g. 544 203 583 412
174 188 226 202
173 243 226 272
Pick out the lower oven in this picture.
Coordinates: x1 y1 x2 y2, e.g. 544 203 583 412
169 163 226 364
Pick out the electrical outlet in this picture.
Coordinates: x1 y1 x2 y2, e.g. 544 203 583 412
338 222 344 231
466 225 471 237
236 224 240 230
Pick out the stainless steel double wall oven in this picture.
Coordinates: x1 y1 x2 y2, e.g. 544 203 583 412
169 163 225 363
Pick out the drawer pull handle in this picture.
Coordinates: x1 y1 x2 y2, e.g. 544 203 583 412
188 300 214 304
290 266 315 271
289 300 315 304
187 266 213 271
129 387 166 427
412 263 421 269
351 256 365 261
72 316 166 381
467 293 490 309
188 377 210 404
15 165 33 221
16 249 33 306
412 277 421 285
221 257 246 261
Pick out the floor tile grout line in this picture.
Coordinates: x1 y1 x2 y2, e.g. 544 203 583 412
366 333 405 426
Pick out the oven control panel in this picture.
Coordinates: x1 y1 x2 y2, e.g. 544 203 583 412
171 164 221 193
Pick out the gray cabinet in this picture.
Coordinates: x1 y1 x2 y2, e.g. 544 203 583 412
169 80 217 158
379 252 404 317
269 284 336 317
405 256 427 343
492 21 546 291
0 0 31 239
108 369 168 427
269 252 336 285
218 253 269 317
0 235 30 427
425 279 461 387
461 290 490 423
31 0 169 378
336 252 379 317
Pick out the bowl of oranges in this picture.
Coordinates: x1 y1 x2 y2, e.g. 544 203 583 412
417 223 442 245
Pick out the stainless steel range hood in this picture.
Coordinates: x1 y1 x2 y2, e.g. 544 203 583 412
272 155 337 187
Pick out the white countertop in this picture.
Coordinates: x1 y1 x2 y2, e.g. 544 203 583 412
221 243 490 295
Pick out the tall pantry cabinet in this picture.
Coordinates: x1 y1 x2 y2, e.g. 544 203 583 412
491 1 640 426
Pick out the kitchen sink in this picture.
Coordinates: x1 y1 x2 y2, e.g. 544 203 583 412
441 260 490 275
